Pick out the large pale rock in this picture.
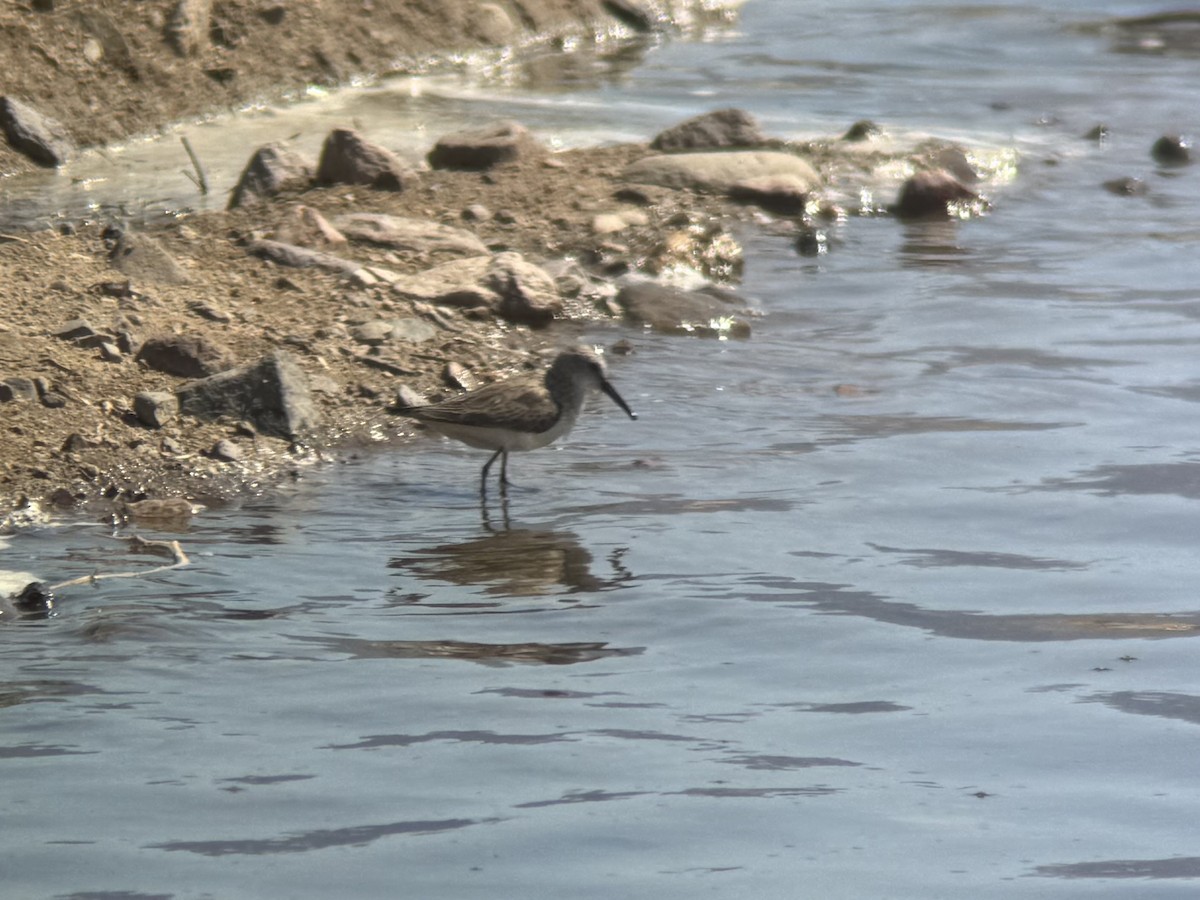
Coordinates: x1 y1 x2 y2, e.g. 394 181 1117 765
165 0 211 56
316 128 414 190
176 351 317 439
332 213 488 258
274 205 346 250
650 108 765 152
390 252 561 326
0 96 74 167
228 143 315 209
427 121 542 170
615 281 751 338
623 151 820 195
728 174 811 215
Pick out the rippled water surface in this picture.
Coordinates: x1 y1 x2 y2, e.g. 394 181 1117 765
6 2 1200 897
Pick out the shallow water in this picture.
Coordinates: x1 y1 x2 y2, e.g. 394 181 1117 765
7 1 1200 897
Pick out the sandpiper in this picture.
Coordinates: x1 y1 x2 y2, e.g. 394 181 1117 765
389 346 637 494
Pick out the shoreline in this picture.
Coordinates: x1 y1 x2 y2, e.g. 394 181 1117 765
0 0 989 531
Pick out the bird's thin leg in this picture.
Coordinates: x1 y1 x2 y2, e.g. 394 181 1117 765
481 448 504 496
498 450 511 495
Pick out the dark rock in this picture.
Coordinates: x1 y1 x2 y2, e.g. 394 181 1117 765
427 121 542 170
60 433 95 454
615 281 751 338
316 128 415 190
176 351 317 439
650 108 766 152
12 582 53 615
603 0 656 32
109 230 190 284
40 391 68 409
795 227 828 256
136 333 235 378
1084 123 1110 143
0 378 38 403
0 96 75 167
133 391 180 428
1152 134 1191 165
891 169 979 218
165 0 212 56
227 143 315 209
259 4 286 25
842 119 883 142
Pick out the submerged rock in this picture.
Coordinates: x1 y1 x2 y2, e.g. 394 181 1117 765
891 169 980 218
615 281 751 338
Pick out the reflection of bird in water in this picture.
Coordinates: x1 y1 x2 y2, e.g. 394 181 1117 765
391 526 631 598
389 346 636 495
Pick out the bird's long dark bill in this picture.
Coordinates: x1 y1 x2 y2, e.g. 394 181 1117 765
601 380 637 420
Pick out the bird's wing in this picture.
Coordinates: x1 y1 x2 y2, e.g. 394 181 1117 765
401 379 560 434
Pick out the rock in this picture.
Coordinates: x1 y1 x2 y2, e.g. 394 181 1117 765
650 108 766 152
176 351 317 440
390 256 496 309
603 0 656 32
165 0 211 56
247 239 361 276
891 169 979 218
227 143 315 209
728 174 811 215
462 204 492 222
209 439 243 462
1103 176 1148 196
427 121 542 170
472 3 516 44
332 213 488 258
592 213 630 235
124 497 194 523
316 128 414 190
348 318 436 346
0 96 74 167
487 252 562 326
53 318 101 343
389 252 560 325
615 281 751 338
842 119 883 142
133 391 180 428
136 333 235 378
0 378 38 403
109 230 190 284
1152 134 1191 165
274 204 346 250
623 151 820 195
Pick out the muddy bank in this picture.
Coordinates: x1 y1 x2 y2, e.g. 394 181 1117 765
0 0 731 176
0 2 998 528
